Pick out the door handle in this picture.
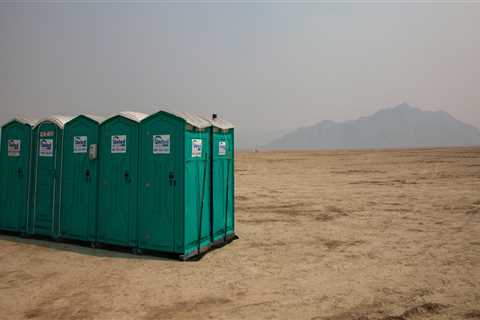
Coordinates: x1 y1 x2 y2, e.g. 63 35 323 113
17 168 24 178
85 169 91 183
169 172 175 186
124 171 132 184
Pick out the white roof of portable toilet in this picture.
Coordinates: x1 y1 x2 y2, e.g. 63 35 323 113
118 111 149 123
35 115 75 129
205 116 235 130
157 109 210 129
175 111 211 129
2 117 39 127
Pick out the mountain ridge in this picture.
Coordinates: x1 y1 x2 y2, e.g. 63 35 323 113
264 103 480 150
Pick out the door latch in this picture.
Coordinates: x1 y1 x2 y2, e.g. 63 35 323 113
124 170 132 184
169 172 176 186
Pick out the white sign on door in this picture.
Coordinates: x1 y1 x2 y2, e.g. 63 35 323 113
73 136 88 153
192 139 202 157
153 135 170 154
111 135 127 153
39 139 54 157
8 139 21 157
219 141 227 156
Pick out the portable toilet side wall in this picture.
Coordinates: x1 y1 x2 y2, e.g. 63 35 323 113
29 116 73 237
0 118 37 233
208 116 235 245
183 114 212 258
59 115 103 242
97 111 147 248
137 111 211 258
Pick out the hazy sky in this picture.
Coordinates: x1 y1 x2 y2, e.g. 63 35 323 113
1 3 479 147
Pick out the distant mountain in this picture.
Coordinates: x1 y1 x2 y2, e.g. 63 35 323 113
264 103 480 150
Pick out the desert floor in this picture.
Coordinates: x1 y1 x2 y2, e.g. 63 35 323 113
1 148 479 320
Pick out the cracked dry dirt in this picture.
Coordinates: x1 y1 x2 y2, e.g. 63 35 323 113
1 147 479 320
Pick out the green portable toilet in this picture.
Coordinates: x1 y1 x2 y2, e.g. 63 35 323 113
0 118 37 233
59 114 104 242
138 111 211 259
29 116 73 237
207 114 236 246
97 111 147 248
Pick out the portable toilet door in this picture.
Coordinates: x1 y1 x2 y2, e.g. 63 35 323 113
59 115 103 242
138 111 182 253
97 111 147 248
137 111 211 259
208 115 235 246
30 116 73 237
0 118 36 233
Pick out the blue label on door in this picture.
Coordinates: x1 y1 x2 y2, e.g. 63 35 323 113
153 135 170 154
192 139 202 157
8 139 21 157
219 141 227 156
73 136 88 153
39 139 53 157
111 135 127 153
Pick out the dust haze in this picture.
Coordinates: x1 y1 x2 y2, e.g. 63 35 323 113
1 4 480 148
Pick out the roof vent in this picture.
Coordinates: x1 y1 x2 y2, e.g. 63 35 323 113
212 113 218 120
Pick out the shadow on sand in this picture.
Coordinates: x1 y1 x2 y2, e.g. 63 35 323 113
0 231 236 262
0 231 186 262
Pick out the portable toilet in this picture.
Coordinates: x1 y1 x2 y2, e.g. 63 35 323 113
97 111 147 248
59 114 104 242
0 118 37 233
138 110 211 259
29 115 73 237
207 114 236 246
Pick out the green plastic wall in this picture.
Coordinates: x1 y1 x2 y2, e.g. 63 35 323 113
184 128 211 256
211 128 235 243
138 112 183 252
1 112 234 259
97 116 138 247
138 112 211 256
0 121 33 233
59 116 99 242
29 122 64 237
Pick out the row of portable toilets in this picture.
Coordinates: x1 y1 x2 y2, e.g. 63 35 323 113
0 110 235 260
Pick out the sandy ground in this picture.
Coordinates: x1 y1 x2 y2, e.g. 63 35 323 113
1 147 479 320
